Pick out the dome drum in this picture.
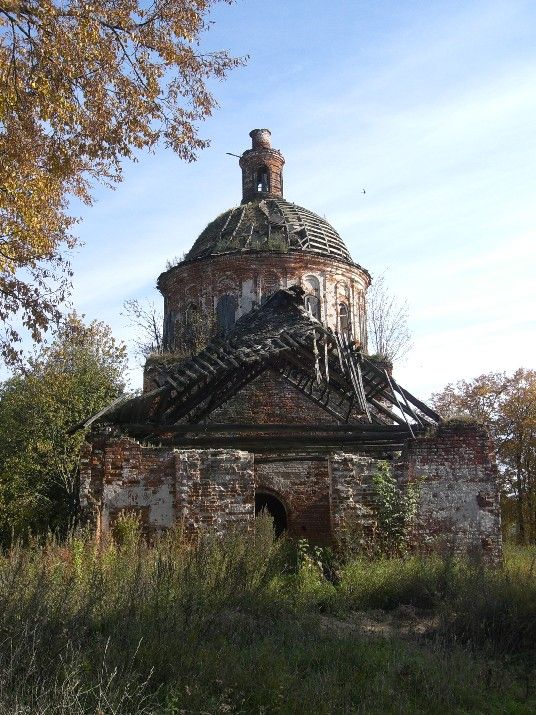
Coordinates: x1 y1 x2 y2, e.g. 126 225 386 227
158 251 369 355
157 128 370 359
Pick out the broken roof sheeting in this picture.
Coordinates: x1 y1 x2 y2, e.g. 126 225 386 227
182 198 354 264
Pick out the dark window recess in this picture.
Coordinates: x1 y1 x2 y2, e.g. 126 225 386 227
162 310 177 350
255 492 287 536
256 166 270 193
216 293 238 333
339 303 351 335
305 294 321 320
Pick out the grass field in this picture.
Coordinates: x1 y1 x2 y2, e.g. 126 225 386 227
0 518 535 714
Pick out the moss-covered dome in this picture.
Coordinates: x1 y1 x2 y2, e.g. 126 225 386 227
185 197 352 263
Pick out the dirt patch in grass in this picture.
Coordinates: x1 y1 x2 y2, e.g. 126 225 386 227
319 605 439 640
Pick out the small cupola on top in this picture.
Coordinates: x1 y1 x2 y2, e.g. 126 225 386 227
183 128 356 263
239 128 285 202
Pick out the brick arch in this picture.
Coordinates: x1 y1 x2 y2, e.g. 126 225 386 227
255 457 333 544
254 486 288 536
216 275 239 293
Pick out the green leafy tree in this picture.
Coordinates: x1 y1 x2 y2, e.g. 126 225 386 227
432 369 536 543
371 460 420 556
0 313 126 541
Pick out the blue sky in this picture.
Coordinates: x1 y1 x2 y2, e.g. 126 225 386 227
68 0 536 399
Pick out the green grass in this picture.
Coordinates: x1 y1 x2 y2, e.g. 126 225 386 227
0 521 535 713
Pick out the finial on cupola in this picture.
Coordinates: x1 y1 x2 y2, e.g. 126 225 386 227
239 129 285 203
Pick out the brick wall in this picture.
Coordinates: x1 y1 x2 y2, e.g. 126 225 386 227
81 424 502 561
80 431 254 539
80 431 176 536
175 449 254 538
209 369 339 424
398 424 502 562
329 453 379 547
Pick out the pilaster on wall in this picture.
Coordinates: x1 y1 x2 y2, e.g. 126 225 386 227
175 449 255 538
80 431 255 539
329 453 379 547
400 424 502 562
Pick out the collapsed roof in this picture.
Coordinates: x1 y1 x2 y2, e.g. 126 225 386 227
81 287 440 453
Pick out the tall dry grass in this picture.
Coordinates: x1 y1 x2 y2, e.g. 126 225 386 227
0 517 534 713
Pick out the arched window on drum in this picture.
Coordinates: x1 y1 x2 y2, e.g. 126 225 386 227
303 275 321 320
338 303 351 337
216 293 238 334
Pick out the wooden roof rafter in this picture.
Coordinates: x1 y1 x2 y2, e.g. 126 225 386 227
77 286 441 434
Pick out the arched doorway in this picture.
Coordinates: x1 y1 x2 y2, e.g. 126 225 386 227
255 491 287 536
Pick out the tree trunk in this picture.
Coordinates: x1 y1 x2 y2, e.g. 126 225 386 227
515 463 526 544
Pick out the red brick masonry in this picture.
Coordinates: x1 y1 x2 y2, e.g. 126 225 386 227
80 423 501 562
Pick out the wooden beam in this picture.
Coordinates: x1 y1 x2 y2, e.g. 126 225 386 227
123 432 410 451
392 379 441 423
369 397 408 427
187 361 267 423
113 422 414 435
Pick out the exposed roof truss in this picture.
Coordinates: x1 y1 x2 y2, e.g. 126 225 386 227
80 287 441 440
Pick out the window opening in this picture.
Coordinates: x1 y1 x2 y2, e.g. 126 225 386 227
256 166 270 193
339 302 350 336
216 293 237 333
303 275 321 320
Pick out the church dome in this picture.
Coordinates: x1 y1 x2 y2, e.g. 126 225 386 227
157 129 370 357
184 196 352 263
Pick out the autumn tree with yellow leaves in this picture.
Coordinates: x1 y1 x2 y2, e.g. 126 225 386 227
0 0 243 362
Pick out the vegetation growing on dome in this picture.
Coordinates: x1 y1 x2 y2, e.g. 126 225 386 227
179 197 354 263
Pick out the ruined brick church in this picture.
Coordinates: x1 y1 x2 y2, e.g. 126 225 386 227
80 129 501 560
